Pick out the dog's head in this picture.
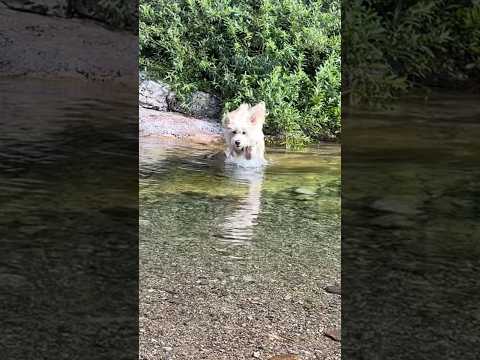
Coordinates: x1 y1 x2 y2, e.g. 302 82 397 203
223 102 267 156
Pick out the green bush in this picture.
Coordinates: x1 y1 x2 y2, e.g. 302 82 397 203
140 0 341 145
344 0 480 105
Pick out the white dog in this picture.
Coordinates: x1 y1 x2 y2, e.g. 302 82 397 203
222 102 267 167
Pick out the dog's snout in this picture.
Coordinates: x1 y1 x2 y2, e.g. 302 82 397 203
235 140 241 146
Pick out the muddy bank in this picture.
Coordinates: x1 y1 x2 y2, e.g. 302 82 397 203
0 4 136 85
140 107 223 145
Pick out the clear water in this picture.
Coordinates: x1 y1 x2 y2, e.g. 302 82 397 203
139 140 341 359
342 91 480 359
140 141 341 249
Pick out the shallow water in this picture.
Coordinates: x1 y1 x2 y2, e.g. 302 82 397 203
342 91 480 359
140 142 341 251
139 141 341 359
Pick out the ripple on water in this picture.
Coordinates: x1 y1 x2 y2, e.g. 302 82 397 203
140 143 341 257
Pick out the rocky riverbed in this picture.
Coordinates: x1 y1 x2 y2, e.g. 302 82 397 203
140 144 342 360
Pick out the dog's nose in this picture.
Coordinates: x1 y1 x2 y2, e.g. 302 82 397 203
235 140 241 146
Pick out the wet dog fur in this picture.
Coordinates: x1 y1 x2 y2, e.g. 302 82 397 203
221 102 267 166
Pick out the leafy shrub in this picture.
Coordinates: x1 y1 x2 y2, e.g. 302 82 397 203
343 0 480 105
140 0 341 145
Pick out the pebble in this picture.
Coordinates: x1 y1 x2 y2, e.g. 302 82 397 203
324 284 341 295
294 187 317 195
243 275 255 283
371 196 421 215
324 326 341 341
295 195 314 201
139 219 151 226
268 355 300 360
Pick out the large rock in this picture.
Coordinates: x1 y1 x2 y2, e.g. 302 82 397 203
139 108 222 144
139 80 170 111
167 91 222 120
2 0 70 16
2 0 138 31
72 0 138 31
0 5 137 84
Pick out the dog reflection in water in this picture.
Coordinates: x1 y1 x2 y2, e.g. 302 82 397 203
219 166 264 245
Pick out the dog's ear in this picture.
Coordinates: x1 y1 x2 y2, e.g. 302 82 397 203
249 102 267 127
222 113 231 128
224 104 250 128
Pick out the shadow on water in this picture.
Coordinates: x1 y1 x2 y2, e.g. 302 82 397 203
342 91 480 359
1 79 138 358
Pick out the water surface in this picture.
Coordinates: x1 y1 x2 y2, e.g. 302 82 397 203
1 78 138 358
342 91 480 359
139 141 341 359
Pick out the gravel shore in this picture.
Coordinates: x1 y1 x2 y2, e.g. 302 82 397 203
140 240 341 360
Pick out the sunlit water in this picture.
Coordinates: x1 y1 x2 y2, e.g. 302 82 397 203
139 140 341 358
140 141 341 250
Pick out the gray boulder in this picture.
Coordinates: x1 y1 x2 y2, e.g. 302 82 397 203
72 0 138 31
167 91 222 120
2 0 70 16
2 0 137 31
139 80 170 111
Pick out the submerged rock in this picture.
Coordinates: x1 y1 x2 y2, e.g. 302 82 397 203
295 195 314 202
371 196 422 215
268 355 300 360
325 284 341 295
324 326 341 341
370 214 414 228
294 187 317 196
242 275 255 283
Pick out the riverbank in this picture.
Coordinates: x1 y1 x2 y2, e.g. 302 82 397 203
140 108 223 145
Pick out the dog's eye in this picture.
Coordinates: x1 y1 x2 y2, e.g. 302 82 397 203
242 131 246 135
232 130 237 134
